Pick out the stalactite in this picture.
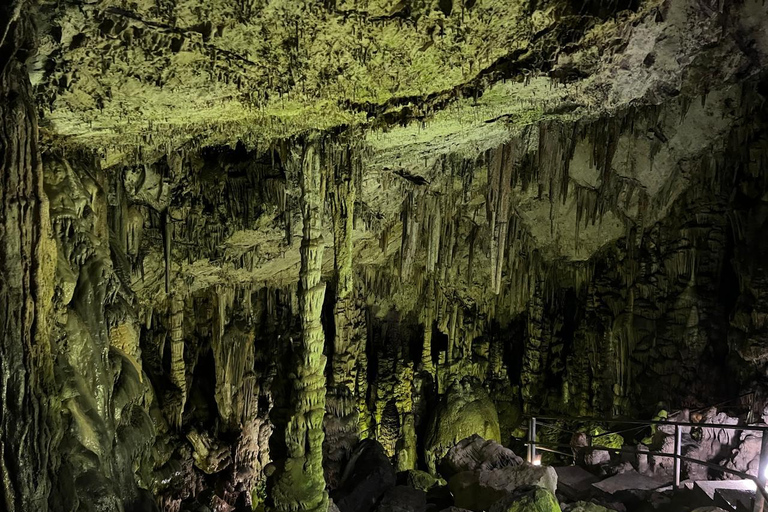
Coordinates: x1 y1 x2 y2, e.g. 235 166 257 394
426 195 442 274
269 136 328 512
162 209 171 294
399 190 420 281
521 279 547 414
486 141 516 295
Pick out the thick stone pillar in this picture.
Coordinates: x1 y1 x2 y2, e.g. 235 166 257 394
270 137 328 512
0 8 57 510
324 146 364 486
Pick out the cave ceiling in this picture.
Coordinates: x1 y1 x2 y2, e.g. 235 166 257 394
33 0 768 309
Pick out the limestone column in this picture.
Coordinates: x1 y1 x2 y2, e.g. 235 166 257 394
0 8 57 510
270 136 328 512
169 290 186 429
325 146 364 485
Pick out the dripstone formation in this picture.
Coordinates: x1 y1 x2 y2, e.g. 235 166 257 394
2 0 768 511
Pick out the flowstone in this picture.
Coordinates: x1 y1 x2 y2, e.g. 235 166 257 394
425 378 501 474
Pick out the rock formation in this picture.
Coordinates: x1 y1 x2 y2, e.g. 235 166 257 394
269 137 329 512
2 0 768 510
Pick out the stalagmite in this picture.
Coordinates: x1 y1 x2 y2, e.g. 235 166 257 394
421 280 436 376
168 290 186 429
270 136 328 512
325 144 365 485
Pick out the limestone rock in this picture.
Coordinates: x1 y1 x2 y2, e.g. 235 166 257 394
439 435 523 480
376 486 427 512
333 439 397 512
488 487 561 512
399 470 445 492
425 378 501 474
723 429 763 477
448 464 557 512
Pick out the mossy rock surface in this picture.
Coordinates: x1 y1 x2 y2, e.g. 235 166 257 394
585 426 623 450
488 486 561 512
562 502 618 512
425 378 501 474
399 469 445 492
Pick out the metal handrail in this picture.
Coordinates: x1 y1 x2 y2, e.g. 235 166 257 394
531 414 768 432
529 441 768 501
525 414 768 512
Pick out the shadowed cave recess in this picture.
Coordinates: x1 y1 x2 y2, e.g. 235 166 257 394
3 0 768 511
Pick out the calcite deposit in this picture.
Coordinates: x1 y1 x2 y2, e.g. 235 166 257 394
2 0 768 511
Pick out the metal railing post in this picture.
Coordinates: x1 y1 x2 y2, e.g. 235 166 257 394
528 417 537 463
523 413 768 504
674 425 681 490
754 430 768 512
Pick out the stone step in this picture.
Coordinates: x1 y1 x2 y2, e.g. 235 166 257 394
693 480 756 512
554 466 601 500
715 486 756 512
591 470 667 497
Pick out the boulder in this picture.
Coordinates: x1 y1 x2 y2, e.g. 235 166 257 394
376 486 427 512
425 378 501 474
448 464 557 512
488 486 561 512
723 429 763 478
399 469 445 491
333 439 397 512
439 435 523 480
426 484 453 511
681 408 740 480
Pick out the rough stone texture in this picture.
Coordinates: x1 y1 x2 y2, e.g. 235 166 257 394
3 0 768 510
375 486 427 512
325 143 367 487
332 439 397 512
0 8 57 511
425 378 501 474
269 137 329 512
439 435 523 480
448 465 558 512
399 469 445 492
488 486 561 512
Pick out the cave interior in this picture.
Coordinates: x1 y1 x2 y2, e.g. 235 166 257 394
2 1 768 511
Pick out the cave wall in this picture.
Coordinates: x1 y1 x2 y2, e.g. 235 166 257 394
3 0 768 510
0 7 57 511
